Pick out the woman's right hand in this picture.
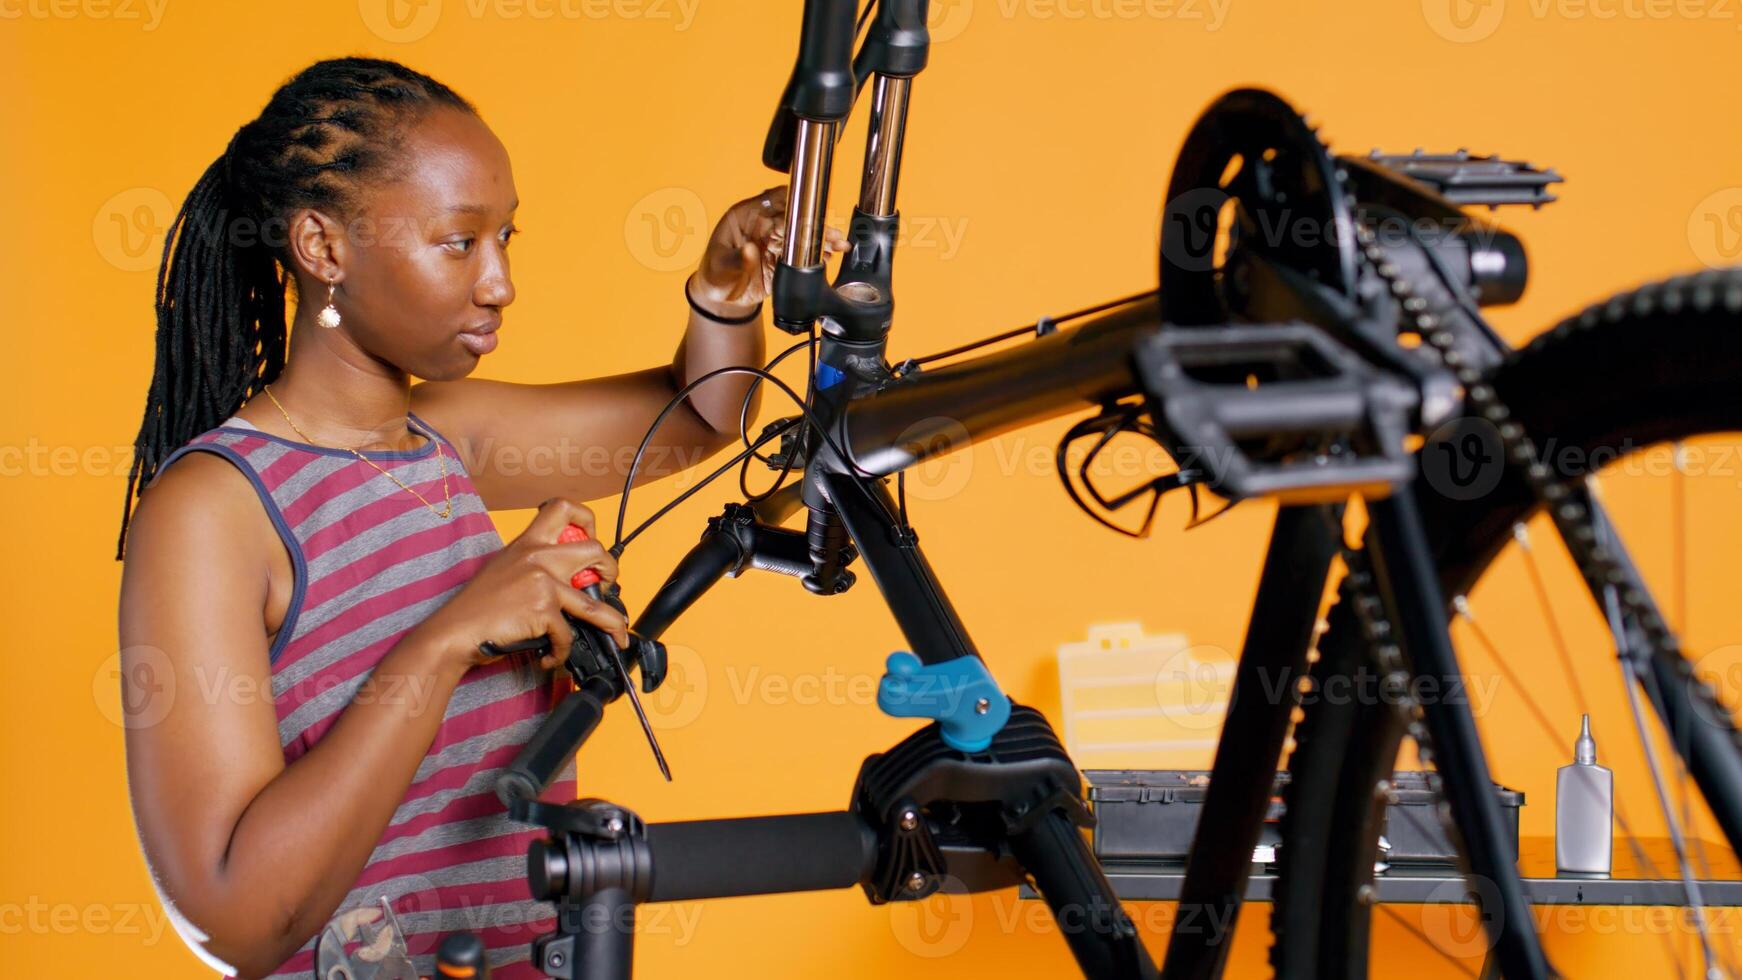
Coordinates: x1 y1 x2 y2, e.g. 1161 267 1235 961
409 497 630 679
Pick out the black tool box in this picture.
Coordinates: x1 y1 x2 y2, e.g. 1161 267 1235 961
1084 769 1523 869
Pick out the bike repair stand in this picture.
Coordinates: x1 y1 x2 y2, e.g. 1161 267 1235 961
511 655 1154 979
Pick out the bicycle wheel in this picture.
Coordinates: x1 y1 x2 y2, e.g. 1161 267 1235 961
1272 267 1742 977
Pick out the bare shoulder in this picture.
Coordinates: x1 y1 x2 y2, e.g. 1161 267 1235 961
120 450 274 642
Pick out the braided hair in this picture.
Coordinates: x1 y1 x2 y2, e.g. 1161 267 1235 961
115 57 475 560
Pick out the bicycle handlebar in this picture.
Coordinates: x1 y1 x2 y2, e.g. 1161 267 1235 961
645 811 878 901
496 674 615 806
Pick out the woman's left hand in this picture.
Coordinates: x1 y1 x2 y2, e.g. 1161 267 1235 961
688 184 849 319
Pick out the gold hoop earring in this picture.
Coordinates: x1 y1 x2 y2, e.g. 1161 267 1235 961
316 278 342 329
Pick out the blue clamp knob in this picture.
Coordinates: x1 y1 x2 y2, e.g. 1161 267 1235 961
876 651 1012 753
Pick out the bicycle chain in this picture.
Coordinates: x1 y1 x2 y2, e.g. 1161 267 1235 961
1272 123 1740 977
1351 216 1742 756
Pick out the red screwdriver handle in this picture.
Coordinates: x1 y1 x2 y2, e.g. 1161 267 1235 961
558 523 602 590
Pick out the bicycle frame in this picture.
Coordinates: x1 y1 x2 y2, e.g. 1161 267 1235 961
481 4 1577 978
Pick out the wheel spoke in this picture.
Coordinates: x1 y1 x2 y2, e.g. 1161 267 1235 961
1602 575 1723 979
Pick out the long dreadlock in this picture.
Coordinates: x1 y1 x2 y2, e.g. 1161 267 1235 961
115 57 474 561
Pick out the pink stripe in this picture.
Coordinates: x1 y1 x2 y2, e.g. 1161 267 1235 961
279 450 483 535
299 473 490 558
277 455 408 527
254 447 331 495
280 661 549 760
270 559 489 709
358 819 545 886
401 742 529 807
356 778 577 884
380 789 522 845
299 513 497 609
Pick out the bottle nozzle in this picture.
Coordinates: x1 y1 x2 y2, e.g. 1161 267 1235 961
1574 713 1597 765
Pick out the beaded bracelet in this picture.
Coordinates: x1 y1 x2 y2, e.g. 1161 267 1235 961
685 275 764 324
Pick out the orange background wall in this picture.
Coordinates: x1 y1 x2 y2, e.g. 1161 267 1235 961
5 0 1742 976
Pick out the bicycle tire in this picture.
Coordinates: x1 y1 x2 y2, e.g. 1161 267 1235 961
1271 266 1742 977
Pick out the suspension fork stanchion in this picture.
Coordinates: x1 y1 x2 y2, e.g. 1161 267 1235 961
1162 503 1340 980
1365 486 1555 980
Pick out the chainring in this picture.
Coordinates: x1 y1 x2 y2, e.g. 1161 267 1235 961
1159 88 1360 326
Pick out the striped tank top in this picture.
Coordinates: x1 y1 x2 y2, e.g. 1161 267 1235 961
154 409 577 979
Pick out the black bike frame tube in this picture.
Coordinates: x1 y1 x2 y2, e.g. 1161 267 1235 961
1161 504 1338 980
1365 488 1553 980
842 295 1158 477
1011 804 1161 980
565 888 634 980
821 470 978 666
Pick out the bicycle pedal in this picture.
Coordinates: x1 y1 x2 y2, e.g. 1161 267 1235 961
1134 323 1422 501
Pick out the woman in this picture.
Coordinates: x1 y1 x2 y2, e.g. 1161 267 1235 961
113 57 844 978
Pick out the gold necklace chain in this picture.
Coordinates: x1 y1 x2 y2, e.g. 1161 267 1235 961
261 384 453 520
